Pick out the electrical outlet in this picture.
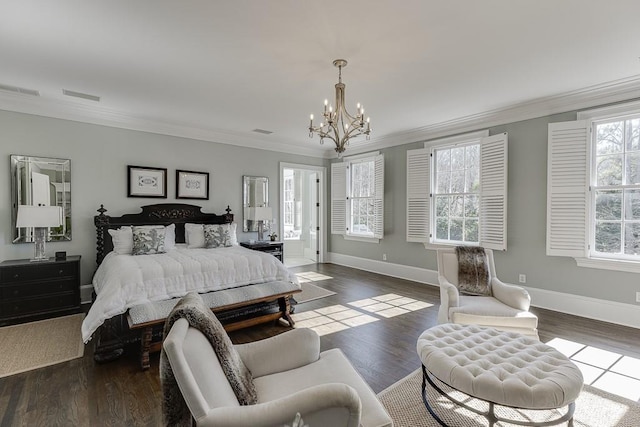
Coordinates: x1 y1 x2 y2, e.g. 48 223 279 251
518 274 526 284
636 292 640 303
382 253 387 261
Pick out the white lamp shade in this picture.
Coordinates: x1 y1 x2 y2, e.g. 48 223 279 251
245 206 273 221
16 205 63 228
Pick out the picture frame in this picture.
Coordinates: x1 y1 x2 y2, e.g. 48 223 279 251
127 165 167 198
176 169 209 200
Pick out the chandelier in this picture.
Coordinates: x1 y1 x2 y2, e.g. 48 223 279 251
308 59 371 155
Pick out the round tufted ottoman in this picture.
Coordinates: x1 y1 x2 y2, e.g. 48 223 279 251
416 324 583 427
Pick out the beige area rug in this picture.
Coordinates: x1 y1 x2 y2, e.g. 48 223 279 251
0 313 85 378
294 282 336 304
378 369 640 427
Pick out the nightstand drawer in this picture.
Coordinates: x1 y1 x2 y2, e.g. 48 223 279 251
1 293 78 317
0 263 78 283
1 279 77 299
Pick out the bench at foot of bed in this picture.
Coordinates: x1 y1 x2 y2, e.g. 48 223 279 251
126 281 300 370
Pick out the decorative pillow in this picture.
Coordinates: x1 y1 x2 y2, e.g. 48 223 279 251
132 225 166 255
108 226 133 255
186 223 238 248
204 224 233 248
164 224 176 251
455 246 491 296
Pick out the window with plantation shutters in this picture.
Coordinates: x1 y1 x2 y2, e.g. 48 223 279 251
406 132 507 250
331 152 384 241
549 101 640 271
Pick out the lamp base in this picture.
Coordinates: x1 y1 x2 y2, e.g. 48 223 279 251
257 221 265 241
30 227 49 261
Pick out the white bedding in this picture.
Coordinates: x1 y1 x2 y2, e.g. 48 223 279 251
82 246 298 343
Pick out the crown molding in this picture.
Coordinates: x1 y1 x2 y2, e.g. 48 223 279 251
0 91 329 159
2 74 640 159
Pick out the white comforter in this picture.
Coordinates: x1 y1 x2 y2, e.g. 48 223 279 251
82 246 298 343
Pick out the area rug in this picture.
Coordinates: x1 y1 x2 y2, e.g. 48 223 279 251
294 282 336 304
0 313 85 378
378 369 640 427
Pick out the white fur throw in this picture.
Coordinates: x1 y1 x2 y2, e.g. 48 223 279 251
455 246 491 296
160 292 257 426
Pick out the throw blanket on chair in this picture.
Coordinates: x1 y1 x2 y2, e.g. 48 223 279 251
160 292 258 427
455 246 491 296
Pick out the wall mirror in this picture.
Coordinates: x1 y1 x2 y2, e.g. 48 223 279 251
243 175 269 232
11 155 72 243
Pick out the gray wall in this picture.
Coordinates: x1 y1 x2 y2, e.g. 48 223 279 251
329 111 639 306
0 110 324 284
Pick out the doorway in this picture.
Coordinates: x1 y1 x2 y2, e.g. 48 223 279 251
279 163 325 267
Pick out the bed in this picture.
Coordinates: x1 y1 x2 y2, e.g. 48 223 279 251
85 203 300 365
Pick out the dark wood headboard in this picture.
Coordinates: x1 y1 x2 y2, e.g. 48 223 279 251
94 203 234 266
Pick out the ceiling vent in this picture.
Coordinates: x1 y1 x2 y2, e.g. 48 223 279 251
62 89 100 102
0 83 40 96
252 129 274 135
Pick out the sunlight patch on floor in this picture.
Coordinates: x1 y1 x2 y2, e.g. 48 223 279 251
295 271 333 283
292 293 433 336
545 337 640 401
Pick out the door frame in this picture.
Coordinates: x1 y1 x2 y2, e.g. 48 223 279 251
279 162 326 263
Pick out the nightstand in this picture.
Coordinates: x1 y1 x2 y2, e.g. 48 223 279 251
0 255 81 326
240 241 284 262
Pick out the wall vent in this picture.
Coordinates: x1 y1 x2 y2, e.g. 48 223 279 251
0 83 40 96
252 128 274 135
62 89 100 102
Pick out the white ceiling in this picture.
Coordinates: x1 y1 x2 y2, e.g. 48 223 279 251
2 1 640 158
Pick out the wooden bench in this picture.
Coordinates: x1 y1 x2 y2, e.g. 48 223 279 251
126 281 301 369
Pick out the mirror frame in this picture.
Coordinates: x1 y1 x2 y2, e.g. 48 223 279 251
243 175 269 232
11 154 72 243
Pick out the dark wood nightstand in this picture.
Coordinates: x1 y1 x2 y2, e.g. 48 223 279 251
0 255 81 326
240 241 284 262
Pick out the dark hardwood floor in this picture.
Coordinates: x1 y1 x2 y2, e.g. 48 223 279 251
0 263 638 426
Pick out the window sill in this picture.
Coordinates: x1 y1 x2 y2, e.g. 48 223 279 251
574 257 640 274
422 242 478 251
344 235 380 244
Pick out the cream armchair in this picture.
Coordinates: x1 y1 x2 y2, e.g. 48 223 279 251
437 248 539 339
162 318 393 427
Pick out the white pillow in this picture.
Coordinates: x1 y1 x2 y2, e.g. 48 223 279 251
108 224 176 254
185 222 238 248
108 226 133 254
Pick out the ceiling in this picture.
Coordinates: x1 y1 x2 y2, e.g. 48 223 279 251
2 1 640 158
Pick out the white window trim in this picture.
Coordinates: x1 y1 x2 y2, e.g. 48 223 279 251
547 100 640 272
331 151 384 244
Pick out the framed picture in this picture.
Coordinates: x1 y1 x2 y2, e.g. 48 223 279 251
176 169 209 200
127 165 167 198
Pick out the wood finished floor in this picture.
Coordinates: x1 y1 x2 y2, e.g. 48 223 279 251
1 263 638 426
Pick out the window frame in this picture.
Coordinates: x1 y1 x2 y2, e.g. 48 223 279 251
575 100 640 270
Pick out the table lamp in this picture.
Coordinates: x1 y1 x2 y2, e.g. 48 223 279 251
16 205 63 261
245 206 273 241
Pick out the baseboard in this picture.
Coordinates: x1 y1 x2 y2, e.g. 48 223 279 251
80 284 93 304
327 252 640 329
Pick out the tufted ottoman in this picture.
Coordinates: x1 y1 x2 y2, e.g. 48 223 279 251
416 324 583 426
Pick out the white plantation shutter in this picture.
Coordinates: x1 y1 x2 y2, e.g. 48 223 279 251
547 120 588 257
406 148 430 242
373 154 385 239
331 162 348 235
479 133 508 250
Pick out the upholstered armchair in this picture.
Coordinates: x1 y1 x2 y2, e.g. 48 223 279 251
162 318 393 427
437 247 539 339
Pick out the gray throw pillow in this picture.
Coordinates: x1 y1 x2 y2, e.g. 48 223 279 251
132 225 166 255
204 224 233 248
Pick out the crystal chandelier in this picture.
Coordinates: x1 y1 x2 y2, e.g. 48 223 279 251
308 59 371 156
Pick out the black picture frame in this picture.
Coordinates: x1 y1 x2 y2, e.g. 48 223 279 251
127 165 167 198
176 169 209 200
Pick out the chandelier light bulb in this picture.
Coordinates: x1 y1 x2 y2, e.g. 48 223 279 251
310 114 314 120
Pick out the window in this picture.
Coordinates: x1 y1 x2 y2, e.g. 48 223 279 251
407 131 508 250
331 153 384 241
283 170 295 236
548 101 640 271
